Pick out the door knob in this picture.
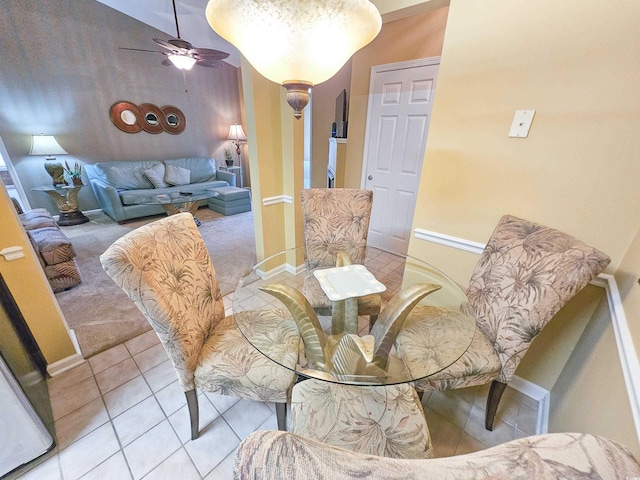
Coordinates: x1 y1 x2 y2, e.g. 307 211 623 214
368 175 373 180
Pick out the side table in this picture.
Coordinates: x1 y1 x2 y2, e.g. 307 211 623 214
219 165 244 188
32 185 90 226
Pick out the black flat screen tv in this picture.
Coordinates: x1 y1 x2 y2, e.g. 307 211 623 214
334 89 348 138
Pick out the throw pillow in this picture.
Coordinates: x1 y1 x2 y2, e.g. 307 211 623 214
143 163 170 188
164 164 191 186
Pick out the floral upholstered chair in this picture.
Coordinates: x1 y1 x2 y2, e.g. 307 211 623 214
290 379 433 459
395 214 611 430
234 430 640 479
301 188 381 329
100 212 300 440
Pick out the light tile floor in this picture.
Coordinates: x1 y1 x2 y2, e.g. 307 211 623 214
10 296 540 480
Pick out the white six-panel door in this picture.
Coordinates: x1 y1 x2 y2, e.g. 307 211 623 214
363 58 439 254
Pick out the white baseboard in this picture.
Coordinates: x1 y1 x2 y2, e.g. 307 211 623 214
510 375 550 434
414 228 485 255
46 328 86 377
262 195 293 206
256 261 305 279
414 227 640 444
47 353 85 377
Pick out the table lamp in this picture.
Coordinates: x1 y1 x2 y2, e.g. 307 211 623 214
30 135 68 187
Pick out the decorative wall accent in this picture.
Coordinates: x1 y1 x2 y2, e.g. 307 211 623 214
109 101 186 134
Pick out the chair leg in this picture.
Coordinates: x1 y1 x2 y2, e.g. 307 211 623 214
276 402 287 431
369 314 378 331
485 380 508 431
185 389 199 440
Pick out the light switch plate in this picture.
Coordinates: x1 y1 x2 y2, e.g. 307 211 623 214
509 110 535 138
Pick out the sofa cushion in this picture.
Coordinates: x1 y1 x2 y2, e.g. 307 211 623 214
144 163 170 188
19 209 56 230
93 160 158 190
45 259 82 293
28 227 75 265
164 164 191 186
164 158 217 183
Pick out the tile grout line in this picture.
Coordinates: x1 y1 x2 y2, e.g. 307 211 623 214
86 343 136 480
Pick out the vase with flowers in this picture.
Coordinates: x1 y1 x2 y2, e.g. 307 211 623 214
63 161 83 186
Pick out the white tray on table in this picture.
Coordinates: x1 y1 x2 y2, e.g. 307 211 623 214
313 265 386 301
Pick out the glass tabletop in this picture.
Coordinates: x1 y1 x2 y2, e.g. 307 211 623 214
32 185 83 192
124 190 218 206
233 246 476 386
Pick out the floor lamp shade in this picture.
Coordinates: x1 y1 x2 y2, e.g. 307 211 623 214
227 124 247 144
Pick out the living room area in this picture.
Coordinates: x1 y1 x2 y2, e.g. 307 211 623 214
2 0 640 478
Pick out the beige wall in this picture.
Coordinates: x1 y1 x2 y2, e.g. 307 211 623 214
310 62 353 188
242 64 286 260
550 298 640 456
411 0 640 264
616 225 640 347
0 180 77 364
242 60 305 261
409 0 640 451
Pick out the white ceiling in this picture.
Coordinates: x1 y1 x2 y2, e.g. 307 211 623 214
95 0 443 69
95 0 242 67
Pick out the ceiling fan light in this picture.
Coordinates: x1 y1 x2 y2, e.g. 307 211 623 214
205 0 381 116
168 54 197 70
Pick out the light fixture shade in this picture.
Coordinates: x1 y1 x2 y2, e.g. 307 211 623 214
227 124 247 142
168 54 197 70
205 0 382 87
29 135 68 156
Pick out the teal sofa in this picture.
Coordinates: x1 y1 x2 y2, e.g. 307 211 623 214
85 158 235 223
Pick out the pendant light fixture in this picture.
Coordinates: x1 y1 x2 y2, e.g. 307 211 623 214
205 0 382 119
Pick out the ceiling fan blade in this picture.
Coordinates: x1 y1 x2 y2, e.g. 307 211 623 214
168 38 193 50
189 48 230 60
196 59 225 68
153 38 186 53
119 47 164 54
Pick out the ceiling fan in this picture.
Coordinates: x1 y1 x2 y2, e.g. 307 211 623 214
119 0 229 70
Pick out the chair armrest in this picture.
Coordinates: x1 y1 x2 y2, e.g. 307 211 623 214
88 178 126 222
216 169 236 187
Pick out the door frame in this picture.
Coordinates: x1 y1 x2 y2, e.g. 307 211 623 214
0 135 31 210
360 56 441 188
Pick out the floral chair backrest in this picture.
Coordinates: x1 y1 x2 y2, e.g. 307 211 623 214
301 188 373 269
100 212 225 391
467 215 611 383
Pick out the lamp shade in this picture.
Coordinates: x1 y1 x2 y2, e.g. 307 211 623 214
227 124 247 142
205 0 381 118
206 0 381 86
29 135 68 156
168 54 197 70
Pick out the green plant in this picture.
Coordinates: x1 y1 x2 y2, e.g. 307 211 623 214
63 160 82 178
224 149 233 163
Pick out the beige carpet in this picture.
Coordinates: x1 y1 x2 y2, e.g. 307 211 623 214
55 208 256 358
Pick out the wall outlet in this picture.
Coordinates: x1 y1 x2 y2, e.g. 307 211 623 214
509 110 536 138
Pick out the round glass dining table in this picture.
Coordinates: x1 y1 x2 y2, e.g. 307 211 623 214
233 246 476 386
